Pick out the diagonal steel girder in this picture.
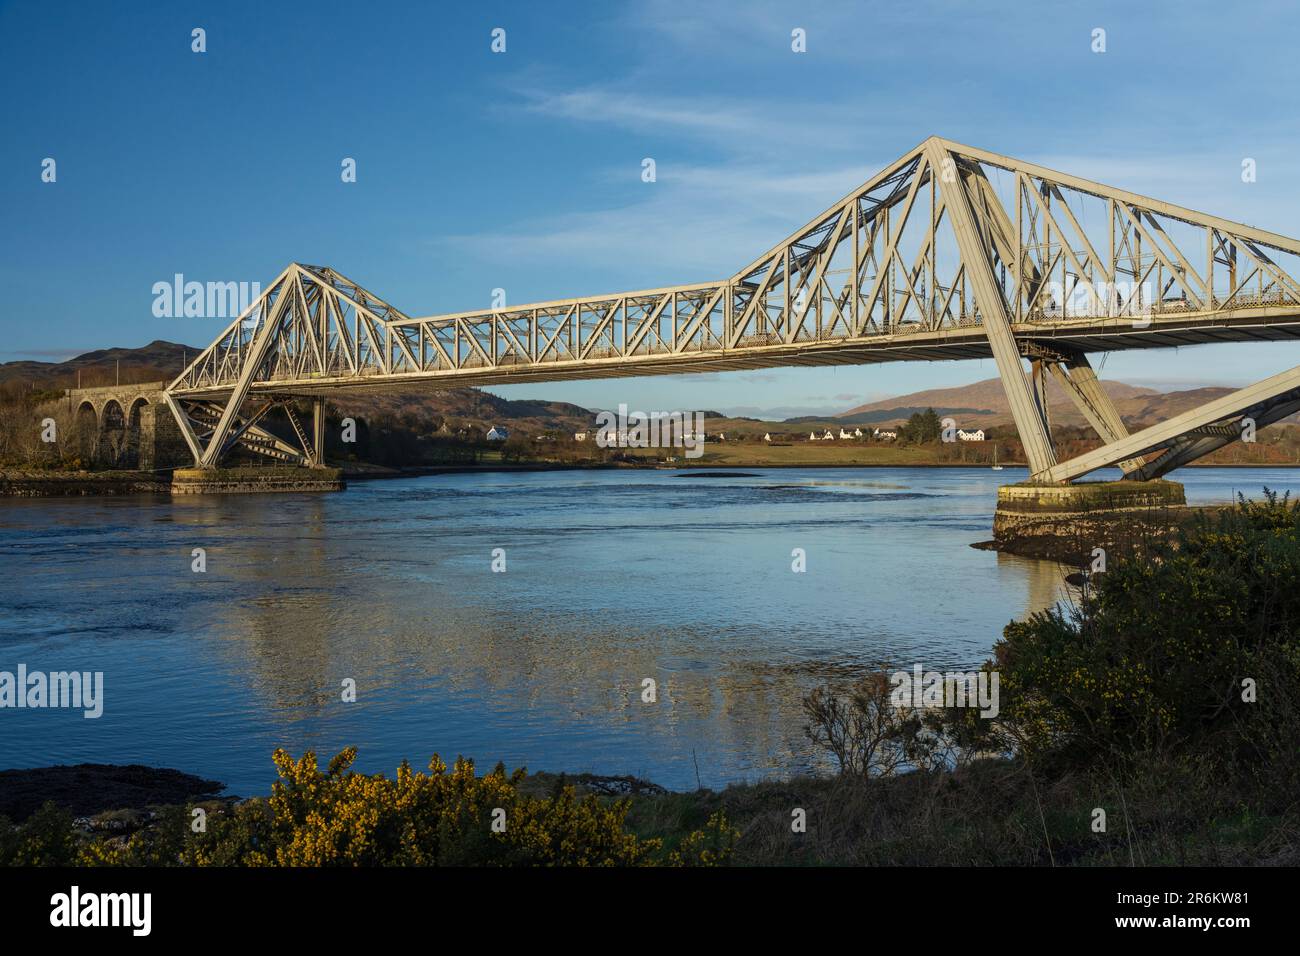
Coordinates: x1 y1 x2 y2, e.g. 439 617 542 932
174 396 312 466
197 275 296 468
1129 394 1300 480
1038 363 1300 483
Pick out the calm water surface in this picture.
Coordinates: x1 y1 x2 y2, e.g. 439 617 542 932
1 466 1295 793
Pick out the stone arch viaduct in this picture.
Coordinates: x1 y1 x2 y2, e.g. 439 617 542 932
58 382 189 470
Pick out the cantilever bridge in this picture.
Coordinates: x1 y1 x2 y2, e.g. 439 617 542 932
164 136 1300 483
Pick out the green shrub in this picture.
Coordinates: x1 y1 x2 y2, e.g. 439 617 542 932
962 491 1300 771
0 803 78 866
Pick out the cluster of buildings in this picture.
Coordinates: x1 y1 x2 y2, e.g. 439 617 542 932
571 430 708 443
491 423 986 445
803 425 987 442
807 427 897 441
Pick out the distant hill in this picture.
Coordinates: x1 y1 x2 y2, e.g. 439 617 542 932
0 341 597 434
835 377 1155 426
0 340 197 389
818 377 1270 431
344 389 594 434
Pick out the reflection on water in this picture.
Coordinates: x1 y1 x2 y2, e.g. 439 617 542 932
1 466 1296 793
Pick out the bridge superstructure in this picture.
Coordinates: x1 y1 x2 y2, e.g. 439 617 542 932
165 137 1300 481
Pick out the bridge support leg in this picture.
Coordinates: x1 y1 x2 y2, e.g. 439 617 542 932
311 397 326 468
926 140 1057 478
1129 394 1300 480
163 391 205 468
1030 360 1053 446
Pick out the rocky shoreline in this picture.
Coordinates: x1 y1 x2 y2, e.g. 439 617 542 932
0 469 170 497
0 762 667 840
0 764 226 824
0 462 652 496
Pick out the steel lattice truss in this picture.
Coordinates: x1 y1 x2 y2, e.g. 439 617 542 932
167 137 1300 480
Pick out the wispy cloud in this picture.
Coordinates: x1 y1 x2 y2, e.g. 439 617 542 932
521 88 758 138
435 156 879 281
517 85 909 157
3 348 86 361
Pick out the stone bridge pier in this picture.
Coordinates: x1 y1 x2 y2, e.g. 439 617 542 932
61 382 191 470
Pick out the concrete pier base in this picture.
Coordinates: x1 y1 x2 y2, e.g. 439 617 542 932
170 467 345 495
992 479 1186 559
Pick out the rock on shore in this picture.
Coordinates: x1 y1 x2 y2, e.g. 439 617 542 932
0 764 225 822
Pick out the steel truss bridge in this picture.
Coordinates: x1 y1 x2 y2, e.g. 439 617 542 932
166 137 1300 483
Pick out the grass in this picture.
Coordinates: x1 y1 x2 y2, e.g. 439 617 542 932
599 757 1298 866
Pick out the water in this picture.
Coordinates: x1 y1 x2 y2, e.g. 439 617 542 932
1 466 1295 794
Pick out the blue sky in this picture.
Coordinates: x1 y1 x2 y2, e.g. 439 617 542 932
3 0 1300 418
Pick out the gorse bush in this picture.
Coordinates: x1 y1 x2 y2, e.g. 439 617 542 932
1 748 737 867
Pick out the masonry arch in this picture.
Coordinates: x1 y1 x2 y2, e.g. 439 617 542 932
73 401 97 463
124 396 149 468
100 399 125 466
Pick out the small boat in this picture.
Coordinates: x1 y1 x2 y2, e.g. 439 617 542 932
991 445 1004 471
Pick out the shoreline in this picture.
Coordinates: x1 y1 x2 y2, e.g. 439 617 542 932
3 459 1295 498
6 753 1290 867
0 764 226 824
0 761 674 827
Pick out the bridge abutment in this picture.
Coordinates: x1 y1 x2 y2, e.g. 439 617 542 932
992 479 1187 560
170 466 345 494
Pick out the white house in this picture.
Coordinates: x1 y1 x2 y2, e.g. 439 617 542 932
853 427 863 438
486 426 509 441
809 431 819 441
763 432 772 442
823 429 835 440
838 429 854 440
874 428 898 441
957 428 986 442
